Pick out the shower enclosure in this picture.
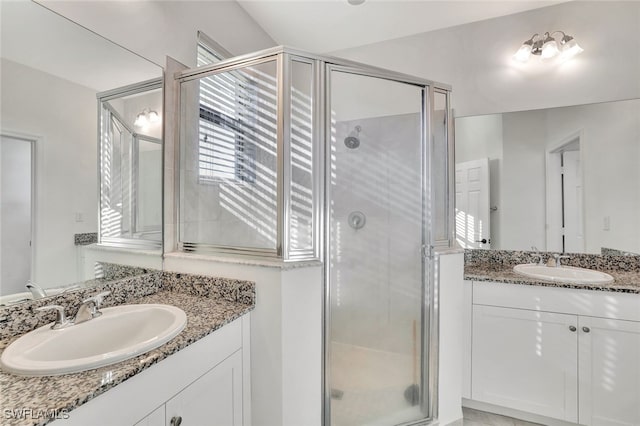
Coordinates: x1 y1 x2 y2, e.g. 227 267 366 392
175 46 453 425
98 79 163 249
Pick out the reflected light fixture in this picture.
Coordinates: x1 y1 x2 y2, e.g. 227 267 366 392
134 108 161 128
513 31 583 63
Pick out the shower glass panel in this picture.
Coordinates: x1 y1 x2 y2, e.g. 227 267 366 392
432 91 451 244
179 60 279 252
136 137 162 239
328 70 426 425
287 59 315 257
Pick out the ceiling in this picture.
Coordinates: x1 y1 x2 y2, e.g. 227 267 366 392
237 0 565 54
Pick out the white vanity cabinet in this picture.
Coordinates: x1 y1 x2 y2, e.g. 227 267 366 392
578 316 640 426
164 350 243 426
472 305 579 422
465 281 640 426
56 314 251 426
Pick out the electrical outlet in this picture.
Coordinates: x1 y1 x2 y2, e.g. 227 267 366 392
603 216 610 231
75 212 84 223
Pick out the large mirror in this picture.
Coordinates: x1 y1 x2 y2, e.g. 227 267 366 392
0 1 163 304
455 98 640 255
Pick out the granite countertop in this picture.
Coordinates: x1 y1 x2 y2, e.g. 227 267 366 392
465 263 640 294
0 290 254 426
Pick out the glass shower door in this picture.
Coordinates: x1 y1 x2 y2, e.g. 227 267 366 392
327 70 427 425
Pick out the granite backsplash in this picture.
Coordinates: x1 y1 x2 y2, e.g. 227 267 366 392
465 249 640 272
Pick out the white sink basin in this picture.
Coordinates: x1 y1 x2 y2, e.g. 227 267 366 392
1 304 187 376
513 264 614 284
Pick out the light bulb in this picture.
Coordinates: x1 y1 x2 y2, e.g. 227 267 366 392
541 38 559 59
147 110 160 123
134 112 148 128
560 37 584 60
513 42 533 62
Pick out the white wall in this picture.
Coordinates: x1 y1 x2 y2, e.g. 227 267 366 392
39 0 277 68
331 1 640 117
281 266 323 426
1 58 97 289
437 251 465 426
500 110 547 251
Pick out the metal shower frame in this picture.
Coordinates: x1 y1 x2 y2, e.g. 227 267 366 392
173 45 455 425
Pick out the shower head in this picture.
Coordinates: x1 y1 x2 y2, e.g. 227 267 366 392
344 125 361 149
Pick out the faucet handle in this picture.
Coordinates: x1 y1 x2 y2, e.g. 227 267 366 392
36 305 70 329
553 254 571 267
81 291 111 318
82 291 111 308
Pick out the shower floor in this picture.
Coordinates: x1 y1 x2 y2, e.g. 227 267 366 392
330 341 422 426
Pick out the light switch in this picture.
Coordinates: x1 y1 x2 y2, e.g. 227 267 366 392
75 212 84 222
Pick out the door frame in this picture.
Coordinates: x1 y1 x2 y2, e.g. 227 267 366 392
0 130 40 285
545 130 585 253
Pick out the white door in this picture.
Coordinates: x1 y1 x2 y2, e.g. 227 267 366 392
579 317 640 426
455 158 490 249
0 135 33 295
471 305 578 422
165 350 243 426
546 138 584 253
563 151 584 252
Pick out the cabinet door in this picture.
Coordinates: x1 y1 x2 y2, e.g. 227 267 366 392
579 317 640 426
471 305 578 422
135 406 165 426
166 350 243 426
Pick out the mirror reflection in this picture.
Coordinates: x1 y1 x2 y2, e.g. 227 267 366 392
0 1 163 303
455 98 640 255
99 84 163 248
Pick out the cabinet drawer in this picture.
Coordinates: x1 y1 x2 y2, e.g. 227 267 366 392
473 281 640 321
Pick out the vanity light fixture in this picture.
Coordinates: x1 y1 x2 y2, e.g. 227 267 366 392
134 108 160 128
513 31 583 63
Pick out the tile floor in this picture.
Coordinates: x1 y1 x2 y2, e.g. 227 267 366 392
461 407 543 426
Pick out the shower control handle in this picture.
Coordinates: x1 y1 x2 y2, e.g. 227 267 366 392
348 211 366 230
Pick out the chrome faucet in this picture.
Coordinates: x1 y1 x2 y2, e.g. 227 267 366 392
36 305 71 329
549 253 570 267
36 291 111 329
74 291 111 325
26 281 47 299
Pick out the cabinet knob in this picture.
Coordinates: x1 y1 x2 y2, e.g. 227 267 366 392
170 416 183 426
569 325 577 332
582 327 590 333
